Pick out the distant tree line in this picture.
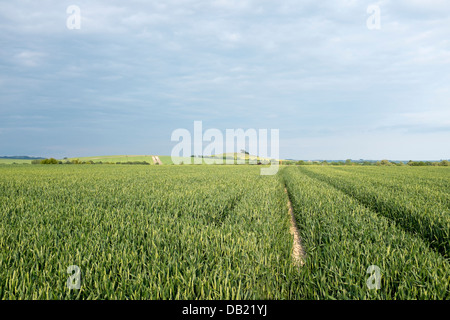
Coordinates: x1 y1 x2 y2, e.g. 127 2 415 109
406 160 449 167
282 159 450 166
30 158 450 167
32 158 150 165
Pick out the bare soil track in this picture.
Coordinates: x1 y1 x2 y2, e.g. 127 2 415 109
284 187 306 267
152 156 162 165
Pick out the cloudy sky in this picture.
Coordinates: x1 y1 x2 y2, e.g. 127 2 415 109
0 0 449 160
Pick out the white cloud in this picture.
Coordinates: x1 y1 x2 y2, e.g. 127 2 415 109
385 110 450 128
14 51 46 67
220 32 241 43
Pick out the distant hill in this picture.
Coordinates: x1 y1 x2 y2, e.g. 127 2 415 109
0 156 45 159
211 152 277 161
64 155 169 164
62 154 280 165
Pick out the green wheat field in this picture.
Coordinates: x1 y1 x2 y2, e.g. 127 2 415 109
0 165 449 299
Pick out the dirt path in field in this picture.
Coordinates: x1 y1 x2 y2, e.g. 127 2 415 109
152 156 163 165
284 187 306 267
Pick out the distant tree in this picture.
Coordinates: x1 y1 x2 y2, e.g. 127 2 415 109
380 159 392 166
40 158 58 164
440 160 450 166
31 159 41 164
345 159 352 165
408 160 427 166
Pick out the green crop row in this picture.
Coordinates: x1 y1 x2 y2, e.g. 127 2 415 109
280 166 450 299
0 165 301 299
329 166 450 208
300 166 450 257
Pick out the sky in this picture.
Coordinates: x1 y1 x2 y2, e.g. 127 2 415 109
0 0 449 160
